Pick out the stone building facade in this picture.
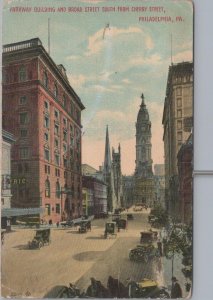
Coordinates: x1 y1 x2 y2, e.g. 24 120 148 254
162 62 193 219
134 94 155 207
154 164 165 209
177 134 193 224
2 38 85 223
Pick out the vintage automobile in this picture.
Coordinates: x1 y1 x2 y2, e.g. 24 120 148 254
117 218 127 230
60 220 74 228
140 230 158 244
78 220 91 233
128 278 170 298
28 228 51 249
104 222 117 238
127 214 134 220
133 205 143 212
129 244 160 262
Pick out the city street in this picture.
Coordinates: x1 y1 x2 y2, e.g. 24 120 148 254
1 210 162 298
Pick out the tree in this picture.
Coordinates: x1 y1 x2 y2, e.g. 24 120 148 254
163 223 192 291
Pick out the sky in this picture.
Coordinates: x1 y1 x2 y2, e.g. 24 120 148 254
2 0 193 175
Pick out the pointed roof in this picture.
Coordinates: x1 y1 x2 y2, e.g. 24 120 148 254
103 125 111 173
137 93 149 124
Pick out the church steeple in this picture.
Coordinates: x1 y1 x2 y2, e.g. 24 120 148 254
103 125 111 173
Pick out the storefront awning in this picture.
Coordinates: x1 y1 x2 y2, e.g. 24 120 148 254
1 207 45 218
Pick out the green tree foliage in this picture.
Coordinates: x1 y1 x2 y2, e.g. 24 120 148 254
150 205 168 227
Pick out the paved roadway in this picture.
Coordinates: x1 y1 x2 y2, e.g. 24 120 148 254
1 209 167 298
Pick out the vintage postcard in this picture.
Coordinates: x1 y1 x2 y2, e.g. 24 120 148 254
1 0 193 298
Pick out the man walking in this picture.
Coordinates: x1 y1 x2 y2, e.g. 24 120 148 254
171 277 182 298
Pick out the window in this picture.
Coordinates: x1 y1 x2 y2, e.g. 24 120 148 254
54 109 59 119
177 132 182 141
45 165 51 174
44 101 49 110
43 72 48 88
45 204 51 215
44 116 49 128
56 181 61 198
20 147 29 159
63 131 67 142
44 132 49 142
20 129 28 137
177 120 182 130
55 154 60 166
177 98 182 108
63 144 67 153
63 158 67 168
70 124 74 135
55 168 60 177
20 96 27 105
19 65 27 82
63 95 66 108
20 112 28 124
54 83 58 98
44 148 50 161
70 137 74 147
54 138 59 148
45 180 50 198
56 204 60 214
54 124 59 135
63 118 67 127
176 87 182 96
177 109 182 118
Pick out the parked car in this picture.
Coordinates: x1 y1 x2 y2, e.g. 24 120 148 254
60 220 74 228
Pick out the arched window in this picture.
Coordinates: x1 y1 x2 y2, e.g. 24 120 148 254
54 83 58 98
19 65 27 82
45 179 50 197
43 71 48 88
56 181 60 198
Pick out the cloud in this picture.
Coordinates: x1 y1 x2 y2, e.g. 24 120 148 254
173 50 193 63
122 79 131 84
66 55 81 61
129 54 162 67
67 74 87 89
86 26 144 56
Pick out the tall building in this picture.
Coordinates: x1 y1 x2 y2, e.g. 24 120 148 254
112 144 123 207
103 126 117 212
162 62 193 219
2 38 85 223
134 94 155 206
122 175 134 208
177 134 193 224
154 164 165 208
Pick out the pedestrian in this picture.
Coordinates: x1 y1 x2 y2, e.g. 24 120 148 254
171 277 182 298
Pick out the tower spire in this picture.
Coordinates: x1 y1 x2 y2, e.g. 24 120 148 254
141 93 145 107
104 125 111 173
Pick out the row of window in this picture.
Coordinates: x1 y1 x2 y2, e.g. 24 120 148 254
3 65 28 84
45 203 60 215
42 71 81 123
45 179 81 199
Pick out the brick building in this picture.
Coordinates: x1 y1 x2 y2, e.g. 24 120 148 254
2 38 85 223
